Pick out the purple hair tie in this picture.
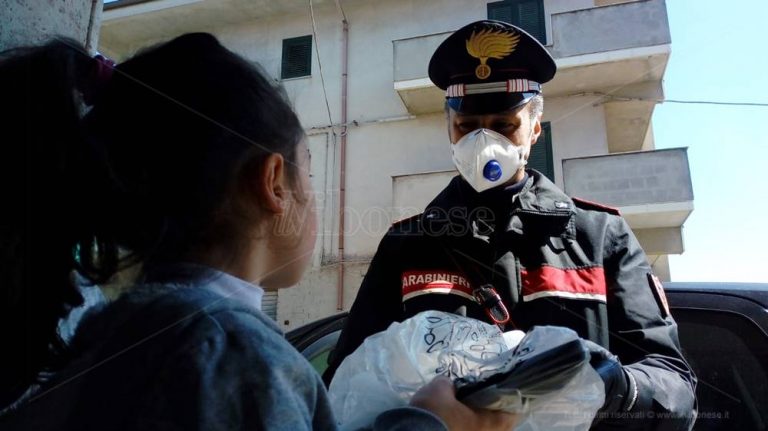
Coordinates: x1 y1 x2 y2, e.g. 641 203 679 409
84 54 116 106
94 54 116 83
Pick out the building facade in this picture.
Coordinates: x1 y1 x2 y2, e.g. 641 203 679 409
99 0 693 330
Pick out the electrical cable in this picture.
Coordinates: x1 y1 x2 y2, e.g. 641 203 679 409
662 99 768 107
308 0 335 131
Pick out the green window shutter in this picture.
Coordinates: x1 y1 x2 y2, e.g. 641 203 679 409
262 290 278 320
528 121 554 181
281 35 312 79
487 0 546 45
488 2 514 24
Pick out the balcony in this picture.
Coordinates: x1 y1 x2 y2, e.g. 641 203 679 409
392 32 452 115
562 148 693 255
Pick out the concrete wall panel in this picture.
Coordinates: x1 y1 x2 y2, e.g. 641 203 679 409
1 0 102 51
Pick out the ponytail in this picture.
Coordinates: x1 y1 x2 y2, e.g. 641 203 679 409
0 39 109 406
0 32 307 406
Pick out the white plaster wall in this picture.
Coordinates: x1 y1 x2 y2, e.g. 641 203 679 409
542 94 609 189
342 113 453 258
277 260 370 331
393 170 458 221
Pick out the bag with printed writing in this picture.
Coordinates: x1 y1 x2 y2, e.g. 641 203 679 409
328 310 604 431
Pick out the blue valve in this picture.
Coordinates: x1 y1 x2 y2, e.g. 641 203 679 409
483 160 502 181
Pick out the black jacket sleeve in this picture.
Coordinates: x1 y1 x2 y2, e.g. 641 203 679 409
600 216 696 430
322 228 404 386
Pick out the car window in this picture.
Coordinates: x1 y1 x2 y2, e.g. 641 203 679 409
300 330 341 375
674 308 768 430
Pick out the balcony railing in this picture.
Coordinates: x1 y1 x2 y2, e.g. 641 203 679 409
393 32 450 84
549 0 670 58
563 148 693 228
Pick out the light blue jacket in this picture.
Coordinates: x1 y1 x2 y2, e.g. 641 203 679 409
0 269 446 431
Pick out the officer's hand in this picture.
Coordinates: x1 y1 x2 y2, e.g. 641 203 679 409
582 340 632 415
410 376 518 431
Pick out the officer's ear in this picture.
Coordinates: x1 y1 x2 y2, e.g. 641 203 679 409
529 111 543 146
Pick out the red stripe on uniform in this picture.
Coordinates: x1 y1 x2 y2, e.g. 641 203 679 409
521 266 606 298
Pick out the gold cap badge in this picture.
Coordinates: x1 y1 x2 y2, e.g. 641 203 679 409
466 28 520 79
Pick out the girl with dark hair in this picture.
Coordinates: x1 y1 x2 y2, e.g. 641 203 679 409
0 33 516 430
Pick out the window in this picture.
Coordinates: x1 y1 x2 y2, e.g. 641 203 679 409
287 314 348 375
674 309 768 429
262 290 278 320
103 0 152 10
281 35 312 79
487 0 546 45
529 121 554 181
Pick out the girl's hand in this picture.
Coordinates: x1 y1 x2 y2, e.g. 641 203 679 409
410 376 518 431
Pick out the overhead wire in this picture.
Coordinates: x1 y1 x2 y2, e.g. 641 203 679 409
570 91 768 107
662 99 768 107
308 0 335 132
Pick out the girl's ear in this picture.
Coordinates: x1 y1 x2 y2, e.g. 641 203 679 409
257 153 288 215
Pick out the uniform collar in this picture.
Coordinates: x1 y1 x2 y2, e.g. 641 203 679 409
464 172 530 216
422 169 575 239
507 170 575 239
514 170 574 217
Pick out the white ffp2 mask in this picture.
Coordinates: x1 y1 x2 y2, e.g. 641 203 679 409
451 128 527 192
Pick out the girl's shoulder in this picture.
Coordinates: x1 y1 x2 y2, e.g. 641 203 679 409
75 282 282 349
75 282 318 400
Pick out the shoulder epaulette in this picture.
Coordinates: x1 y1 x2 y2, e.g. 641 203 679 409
572 197 620 215
391 213 422 227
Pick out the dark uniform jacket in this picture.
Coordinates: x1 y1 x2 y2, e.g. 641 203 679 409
326 170 696 430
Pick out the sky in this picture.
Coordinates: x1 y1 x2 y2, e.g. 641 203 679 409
653 0 768 282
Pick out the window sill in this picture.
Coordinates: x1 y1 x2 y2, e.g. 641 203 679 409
281 75 312 82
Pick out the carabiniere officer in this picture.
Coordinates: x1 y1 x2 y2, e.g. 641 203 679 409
325 20 696 430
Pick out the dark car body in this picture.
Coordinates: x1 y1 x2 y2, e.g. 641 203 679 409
287 282 768 430
664 283 768 430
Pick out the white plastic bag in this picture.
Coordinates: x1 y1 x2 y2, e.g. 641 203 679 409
328 311 604 431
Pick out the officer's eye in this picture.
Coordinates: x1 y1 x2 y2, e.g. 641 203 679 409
493 122 516 132
456 122 476 132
